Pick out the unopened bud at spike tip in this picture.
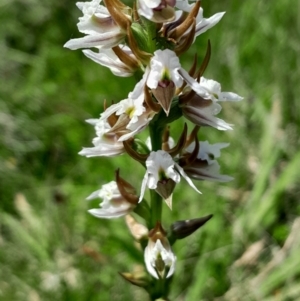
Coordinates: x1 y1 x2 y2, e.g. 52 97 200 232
171 214 213 239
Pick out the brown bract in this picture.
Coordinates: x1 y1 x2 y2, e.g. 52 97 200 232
115 169 139 204
104 0 132 31
160 1 201 55
112 46 140 71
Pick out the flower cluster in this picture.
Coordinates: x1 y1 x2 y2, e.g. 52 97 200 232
65 0 242 297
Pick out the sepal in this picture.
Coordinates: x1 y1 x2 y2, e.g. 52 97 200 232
155 179 176 209
151 80 176 116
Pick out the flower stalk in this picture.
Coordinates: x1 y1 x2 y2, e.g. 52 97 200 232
65 0 242 299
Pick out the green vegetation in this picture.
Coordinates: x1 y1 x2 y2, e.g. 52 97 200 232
1 0 299 300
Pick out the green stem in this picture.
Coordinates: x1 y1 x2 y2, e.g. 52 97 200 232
149 123 163 152
150 190 162 228
149 276 171 301
148 119 164 229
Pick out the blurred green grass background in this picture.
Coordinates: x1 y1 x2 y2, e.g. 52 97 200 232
1 0 300 300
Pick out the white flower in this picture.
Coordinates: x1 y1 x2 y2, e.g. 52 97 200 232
76 0 114 34
100 89 155 141
139 150 200 202
144 238 176 279
82 46 136 77
79 119 124 157
200 77 243 102
147 49 208 94
64 0 129 50
193 141 229 164
180 95 233 130
131 49 208 115
183 141 233 182
87 181 135 218
180 77 242 130
102 93 145 125
145 239 176 279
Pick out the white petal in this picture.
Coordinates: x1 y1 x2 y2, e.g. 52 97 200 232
198 141 230 164
141 0 161 8
64 31 124 50
195 12 225 37
144 245 159 279
165 253 176 278
86 118 99 125
139 172 149 203
175 163 201 194
100 102 121 120
183 106 233 130
78 146 124 157
147 174 158 189
175 163 202 194
86 189 102 201
175 0 192 11
178 68 208 96
130 69 149 99
82 49 133 77
147 49 182 89
88 205 131 219
219 92 243 102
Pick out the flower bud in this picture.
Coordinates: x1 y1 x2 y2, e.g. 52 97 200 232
171 214 213 240
125 215 148 241
119 271 148 288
